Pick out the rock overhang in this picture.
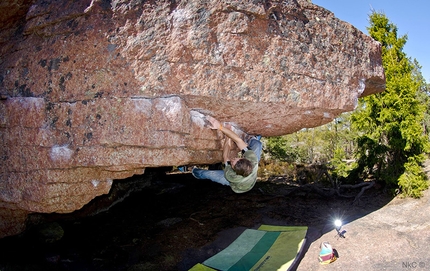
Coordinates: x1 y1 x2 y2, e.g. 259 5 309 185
0 0 385 237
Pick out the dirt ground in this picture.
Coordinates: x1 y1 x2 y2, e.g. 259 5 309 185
0 166 428 271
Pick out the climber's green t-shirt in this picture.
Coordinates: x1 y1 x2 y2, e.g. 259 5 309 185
224 149 258 193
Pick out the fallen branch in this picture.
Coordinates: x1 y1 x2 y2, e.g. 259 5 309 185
336 181 375 203
189 212 204 226
353 181 375 204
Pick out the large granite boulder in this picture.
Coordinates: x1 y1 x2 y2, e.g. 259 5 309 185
0 0 385 237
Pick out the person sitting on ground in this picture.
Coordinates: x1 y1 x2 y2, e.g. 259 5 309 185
189 115 262 193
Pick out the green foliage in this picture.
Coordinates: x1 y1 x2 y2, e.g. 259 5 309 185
264 135 307 163
351 11 429 196
330 147 356 179
398 157 429 198
265 136 288 161
413 60 430 139
264 113 357 163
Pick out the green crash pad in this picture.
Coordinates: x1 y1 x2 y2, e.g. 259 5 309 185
189 225 308 271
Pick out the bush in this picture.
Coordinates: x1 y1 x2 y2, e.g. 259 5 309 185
398 159 429 198
258 160 294 179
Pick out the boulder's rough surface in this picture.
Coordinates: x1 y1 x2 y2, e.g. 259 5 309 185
0 0 385 237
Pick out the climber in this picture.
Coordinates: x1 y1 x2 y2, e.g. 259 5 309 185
181 115 262 193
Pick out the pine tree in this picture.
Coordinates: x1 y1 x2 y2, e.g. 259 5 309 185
351 11 429 197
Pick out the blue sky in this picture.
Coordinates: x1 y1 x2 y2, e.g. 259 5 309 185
312 0 430 83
